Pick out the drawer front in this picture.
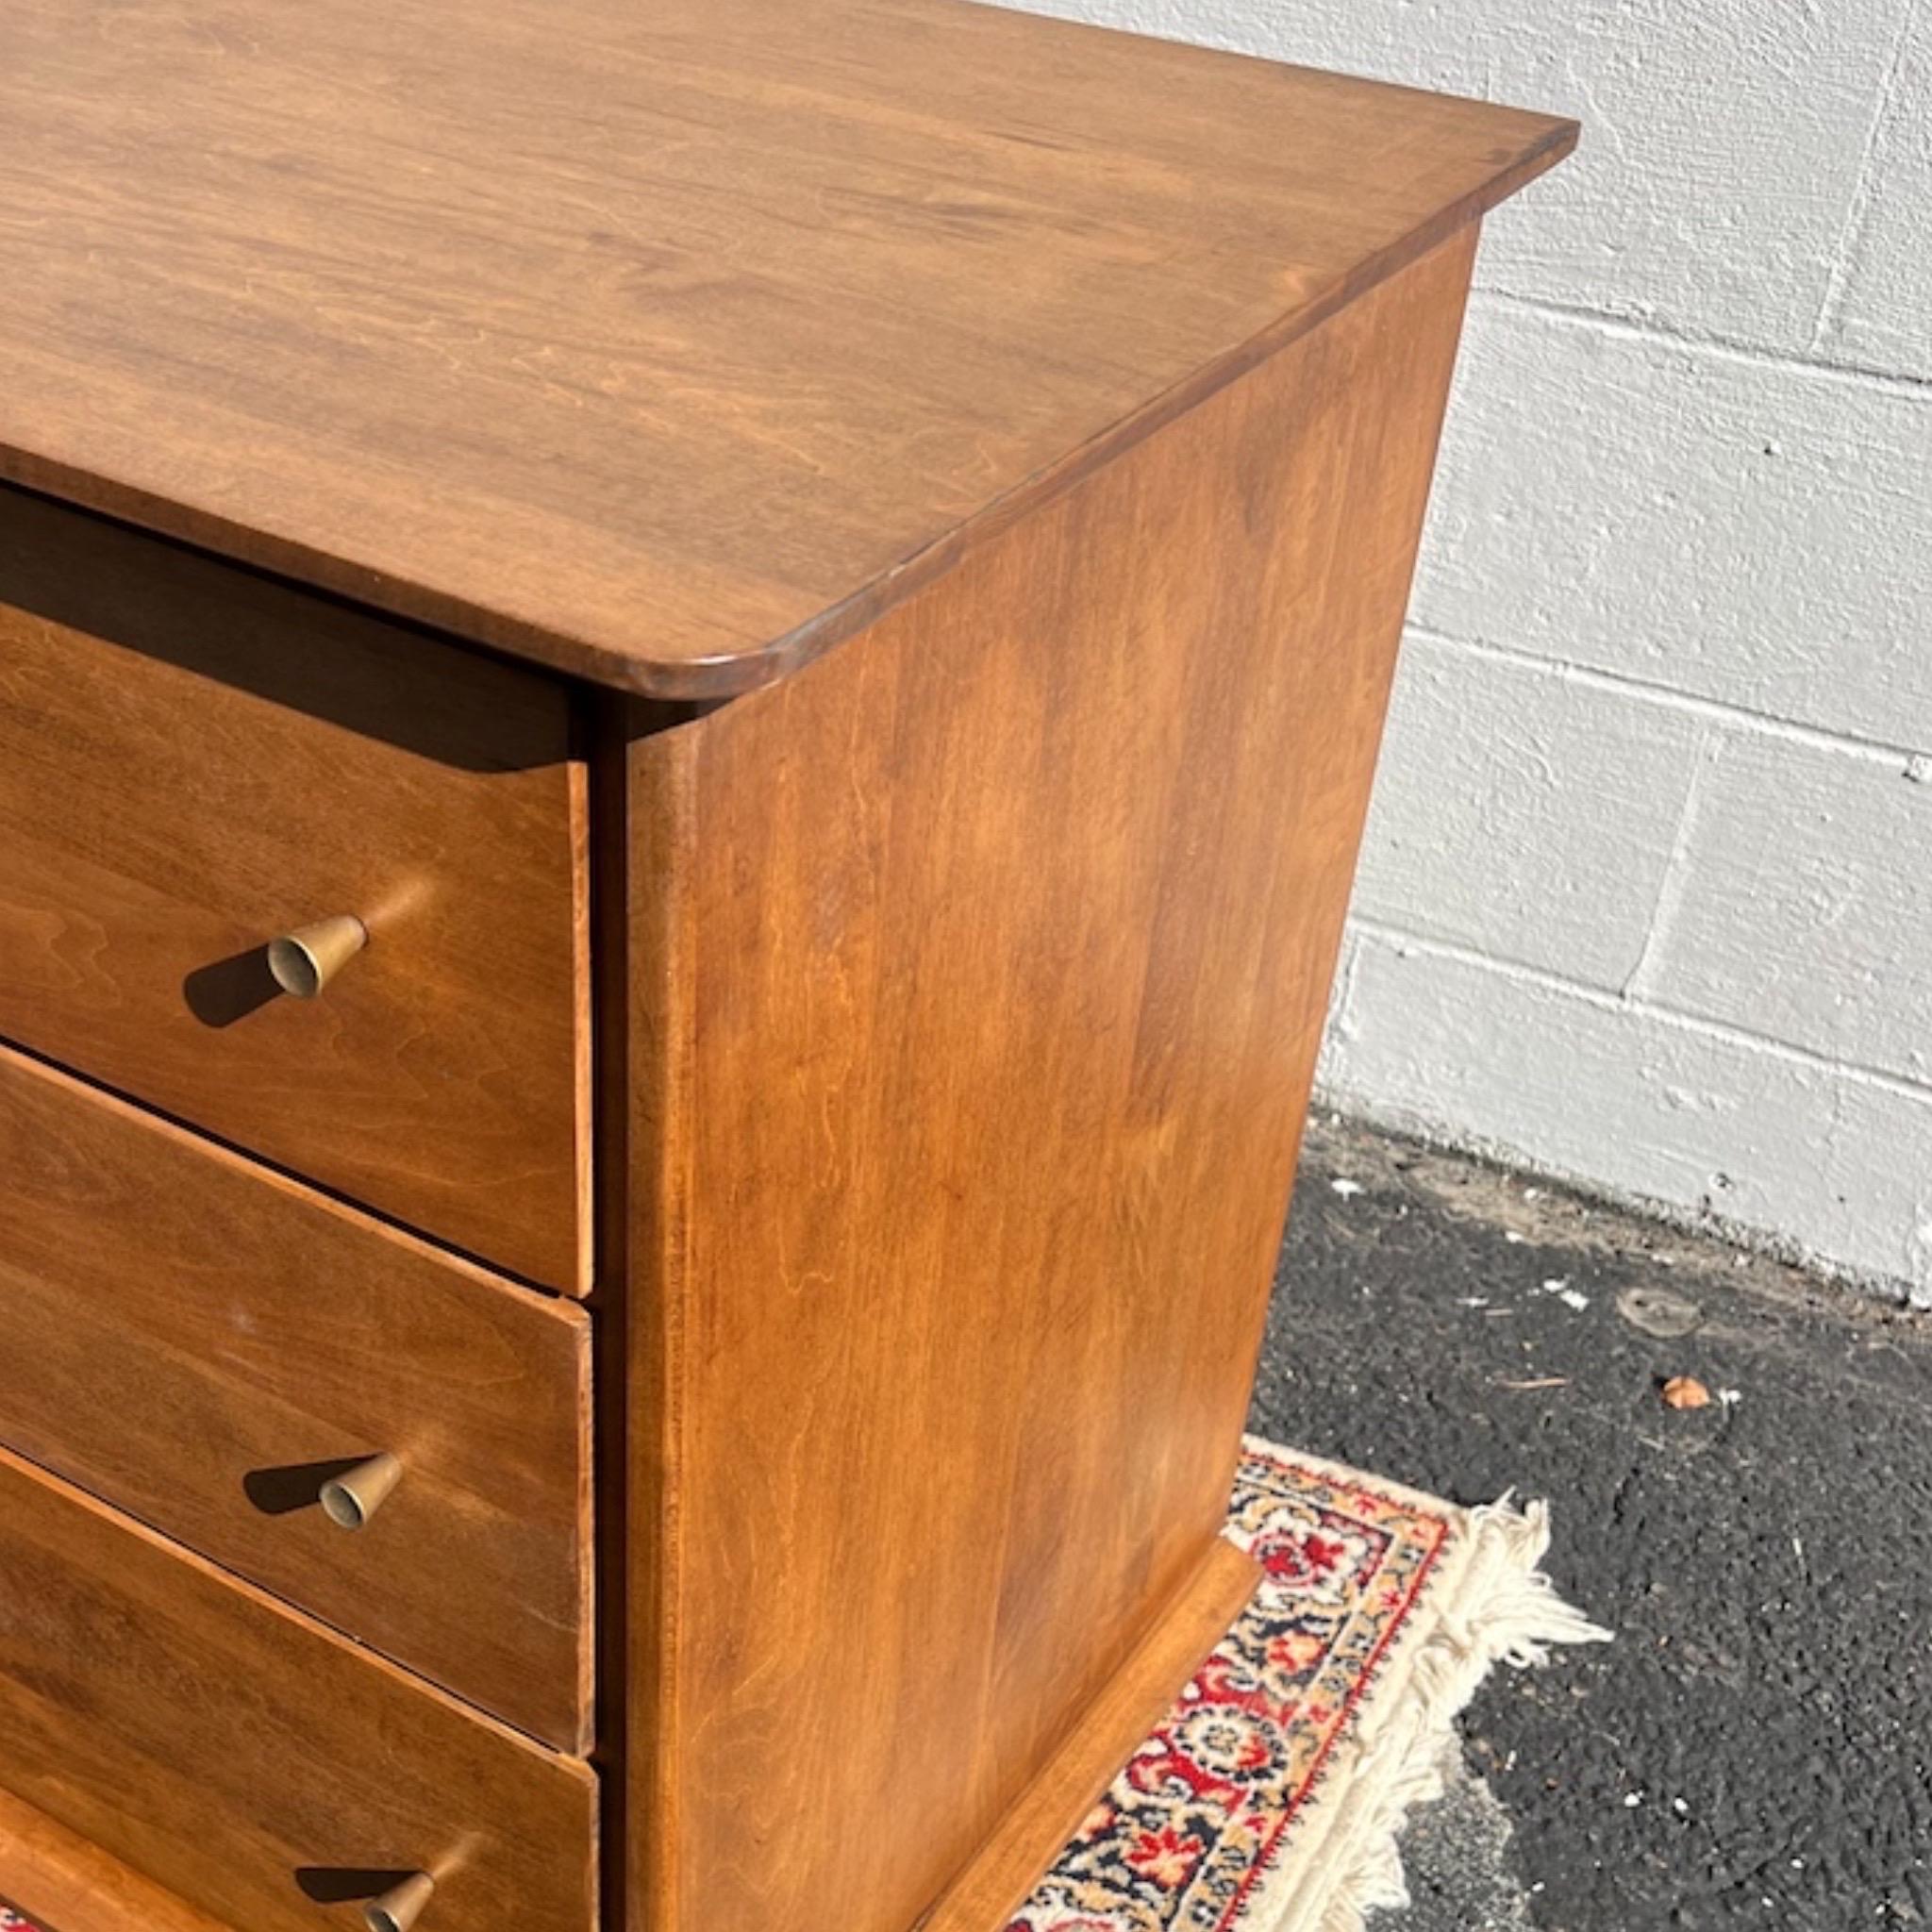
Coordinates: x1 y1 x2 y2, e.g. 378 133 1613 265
0 486 588 1293
0 1045 592 1752
0 1447 597 1932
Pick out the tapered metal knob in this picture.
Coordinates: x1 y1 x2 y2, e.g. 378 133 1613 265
267 915 367 998
320 1453 403 1531
364 1873 434 1932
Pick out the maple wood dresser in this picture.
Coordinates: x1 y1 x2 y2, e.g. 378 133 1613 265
0 6 1572 1931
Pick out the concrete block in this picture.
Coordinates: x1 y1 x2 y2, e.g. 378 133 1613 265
1320 931 1932 1300
1003 0 1909 354
1353 634 1700 988
1641 728 1932 1086
1417 302 1932 748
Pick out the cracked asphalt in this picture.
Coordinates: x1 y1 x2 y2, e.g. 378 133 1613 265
1247 1119 1932 1930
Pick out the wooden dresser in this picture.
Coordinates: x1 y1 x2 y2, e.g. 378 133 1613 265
0 6 1572 1930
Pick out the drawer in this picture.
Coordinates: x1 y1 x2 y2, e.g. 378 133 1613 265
0 485 589 1293
1 1785 236 1932
0 1447 597 1932
0 1044 593 1752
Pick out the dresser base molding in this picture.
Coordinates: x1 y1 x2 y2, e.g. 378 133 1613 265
0 1789 228 1932
918 1538 1265 1932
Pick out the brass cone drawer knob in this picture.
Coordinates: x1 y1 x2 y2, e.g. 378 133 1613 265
320 1452 403 1531
267 915 368 998
365 1873 435 1932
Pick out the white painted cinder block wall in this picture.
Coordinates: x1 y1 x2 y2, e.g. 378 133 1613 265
1008 0 1932 1301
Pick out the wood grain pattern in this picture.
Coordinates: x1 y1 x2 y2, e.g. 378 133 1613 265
617 229 1479 1932
0 1041 594 1752
0 0 1573 696
0 486 591 1292
602 697 701 1932
918 1539 1264 1932
0 1446 598 1932
0 1789 233 1932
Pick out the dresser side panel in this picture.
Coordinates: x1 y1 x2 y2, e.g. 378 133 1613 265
633 227 1478 1932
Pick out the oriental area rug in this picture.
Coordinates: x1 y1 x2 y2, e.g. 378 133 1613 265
2 1437 1607 1932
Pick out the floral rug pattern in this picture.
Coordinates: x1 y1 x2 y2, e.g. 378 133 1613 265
1009 1440 1453 1930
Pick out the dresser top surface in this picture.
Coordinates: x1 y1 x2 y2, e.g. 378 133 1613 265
0 0 1573 696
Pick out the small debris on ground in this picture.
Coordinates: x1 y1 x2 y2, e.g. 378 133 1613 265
1330 1176 1364 1198
1660 1374 1712 1410
1538 1275 1591 1312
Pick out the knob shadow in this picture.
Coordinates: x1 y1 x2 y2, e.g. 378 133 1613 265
184 946 285 1028
243 1457 370 1518
296 1870 420 1906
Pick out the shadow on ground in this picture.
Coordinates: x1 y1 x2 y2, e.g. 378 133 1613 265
1250 1118 1932 1930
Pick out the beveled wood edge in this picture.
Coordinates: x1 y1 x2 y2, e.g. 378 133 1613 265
0 123 1572 706
568 746 598 1301
600 702 704 1932
915 1537 1267 1932
0 1786 235 1932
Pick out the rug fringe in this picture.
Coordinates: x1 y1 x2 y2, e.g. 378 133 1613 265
1258 1494 1611 1932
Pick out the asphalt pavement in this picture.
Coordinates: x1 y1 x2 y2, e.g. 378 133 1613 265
1250 1118 1932 1929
